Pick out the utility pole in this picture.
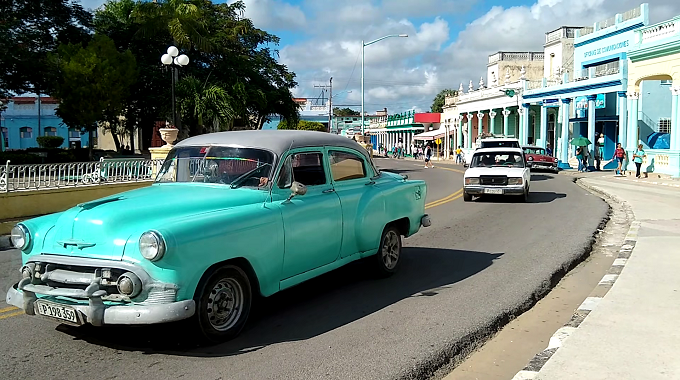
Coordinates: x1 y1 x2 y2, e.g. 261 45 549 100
314 78 333 133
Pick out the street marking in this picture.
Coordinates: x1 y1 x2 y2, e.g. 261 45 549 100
0 306 18 313
0 310 24 320
426 189 463 209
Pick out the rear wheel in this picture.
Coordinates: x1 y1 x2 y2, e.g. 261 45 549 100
194 265 252 343
521 186 529 202
373 225 402 277
463 192 472 202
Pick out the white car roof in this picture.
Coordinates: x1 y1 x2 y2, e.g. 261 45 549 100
480 137 520 141
473 147 524 154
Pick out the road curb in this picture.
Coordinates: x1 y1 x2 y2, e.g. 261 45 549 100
416 183 612 380
510 178 639 380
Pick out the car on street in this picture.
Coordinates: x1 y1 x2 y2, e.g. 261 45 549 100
464 137 521 166
523 146 558 173
463 147 531 202
6 130 431 343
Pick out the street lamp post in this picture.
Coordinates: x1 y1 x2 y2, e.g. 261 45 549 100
361 34 408 135
160 46 190 129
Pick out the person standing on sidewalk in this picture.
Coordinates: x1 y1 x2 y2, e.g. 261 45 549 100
455 146 463 164
424 144 434 168
576 146 585 172
633 144 646 178
613 143 626 175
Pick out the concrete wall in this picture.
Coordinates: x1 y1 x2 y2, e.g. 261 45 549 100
638 80 673 146
0 182 152 234
487 60 544 85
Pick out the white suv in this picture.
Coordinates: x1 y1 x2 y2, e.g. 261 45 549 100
463 147 531 202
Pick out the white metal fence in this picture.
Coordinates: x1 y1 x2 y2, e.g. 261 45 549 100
0 158 165 193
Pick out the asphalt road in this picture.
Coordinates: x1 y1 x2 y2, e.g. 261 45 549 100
0 158 608 380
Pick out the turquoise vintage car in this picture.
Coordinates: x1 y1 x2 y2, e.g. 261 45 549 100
6 130 430 342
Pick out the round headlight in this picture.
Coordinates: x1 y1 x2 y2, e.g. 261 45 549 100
117 272 142 297
10 225 29 250
139 231 166 261
527 156 534 161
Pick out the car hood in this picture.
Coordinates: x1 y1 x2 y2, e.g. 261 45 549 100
41 184 267 261
526 154 555 162
465 167 526 177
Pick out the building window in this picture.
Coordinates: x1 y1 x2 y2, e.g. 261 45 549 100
1 127 8 147
659 118 671 134
20 127 32 139
44 127 57 136
69 128 81 139
660 80 672 85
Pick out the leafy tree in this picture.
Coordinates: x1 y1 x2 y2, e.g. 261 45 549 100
36 136 65 149
277 119 326 132
50 34 138 159
0 0 92 98
177 75 235 136
134 0 211 51
430 89 457 113
333 107 359 117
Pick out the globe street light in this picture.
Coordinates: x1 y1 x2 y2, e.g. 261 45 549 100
160 46 190 129
361 34 408 134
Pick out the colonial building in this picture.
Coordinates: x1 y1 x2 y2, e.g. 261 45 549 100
368 110 442 155
1 96 90 151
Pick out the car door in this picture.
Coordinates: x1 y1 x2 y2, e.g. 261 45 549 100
327 148 376 258
273 149 343 280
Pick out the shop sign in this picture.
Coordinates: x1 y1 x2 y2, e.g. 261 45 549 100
575 94 606 110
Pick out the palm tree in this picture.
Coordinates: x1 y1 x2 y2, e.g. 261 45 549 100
177 75 235 137
133 0 210 51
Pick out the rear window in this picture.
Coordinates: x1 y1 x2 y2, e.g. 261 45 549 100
481 140 520 149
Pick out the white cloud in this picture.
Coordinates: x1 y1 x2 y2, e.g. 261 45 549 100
229 0 307 30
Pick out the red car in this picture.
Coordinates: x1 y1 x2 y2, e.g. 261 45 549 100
522 146 558 173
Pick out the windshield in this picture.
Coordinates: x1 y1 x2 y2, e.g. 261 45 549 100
523 147 546 155
481 140 520 149
156 146 275 187
471 152 525 168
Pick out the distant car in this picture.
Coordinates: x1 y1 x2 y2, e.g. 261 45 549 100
464 137 521 167
6 130 431 343
463 147 531 202
522 146 558 173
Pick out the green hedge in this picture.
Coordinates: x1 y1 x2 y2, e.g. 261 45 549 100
36 136 65 148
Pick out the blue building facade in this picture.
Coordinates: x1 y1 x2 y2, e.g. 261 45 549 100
0 97 89 151
522 4 652 169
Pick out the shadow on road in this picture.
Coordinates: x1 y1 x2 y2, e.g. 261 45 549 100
474 191 566 204
56 247 502 356
530 174 556 181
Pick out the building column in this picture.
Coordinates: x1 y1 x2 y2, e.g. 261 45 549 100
477 112 484 139
586 95 597 168
467 114 473 148
519 103 530 145
540 104 548 148
560 98 571 167
671 86 679 151
457 117 463 149
489 110 497 135
617 91 627 148
627 92 639 153
502 108 510 137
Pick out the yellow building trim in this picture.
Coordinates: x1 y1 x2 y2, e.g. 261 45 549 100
627 51 680 92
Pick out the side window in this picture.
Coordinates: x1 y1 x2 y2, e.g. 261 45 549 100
278 152 327 188
329 150 367 181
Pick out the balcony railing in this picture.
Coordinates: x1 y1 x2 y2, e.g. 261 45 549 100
622 7 642 22
488 52 544 64
579 6 642 38
0 158 165 192
592 61 620 77
639 17 680 45
579 26 595 37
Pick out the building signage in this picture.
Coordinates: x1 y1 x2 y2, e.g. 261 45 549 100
543 99 560 107
575 94 606 110
583 40 629 59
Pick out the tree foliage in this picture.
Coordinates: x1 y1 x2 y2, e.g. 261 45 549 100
430 89 457 113
36 136 65 149
277 120 327 132
333 107 359 117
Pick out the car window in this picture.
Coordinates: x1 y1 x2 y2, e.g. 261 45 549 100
471 152 525 168
329 150 366 181
278 151 327 188
523 147 546 155
481 141 520 149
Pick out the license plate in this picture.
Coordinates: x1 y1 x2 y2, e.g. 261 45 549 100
484 188 503 195
34 300 81 325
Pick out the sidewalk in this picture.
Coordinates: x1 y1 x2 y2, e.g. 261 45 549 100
517 173 680 379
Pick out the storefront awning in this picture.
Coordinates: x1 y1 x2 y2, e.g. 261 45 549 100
413 128 446 141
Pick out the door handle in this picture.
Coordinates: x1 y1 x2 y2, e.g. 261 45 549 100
323 189 335 193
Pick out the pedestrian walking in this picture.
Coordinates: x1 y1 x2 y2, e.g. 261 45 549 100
613 143 626 175
633 144 646 178
455 146 463 164
424 144 434 168
576 146 585 172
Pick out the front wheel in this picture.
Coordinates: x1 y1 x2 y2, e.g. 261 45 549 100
463 192 472 202
373 225 402 277
194 265 252 343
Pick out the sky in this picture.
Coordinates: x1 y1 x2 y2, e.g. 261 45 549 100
79 0 680 114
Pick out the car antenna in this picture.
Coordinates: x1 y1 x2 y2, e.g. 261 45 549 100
265 138 295 207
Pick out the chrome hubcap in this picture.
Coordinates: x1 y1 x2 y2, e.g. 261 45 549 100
381 230 400 270
206 278 244 331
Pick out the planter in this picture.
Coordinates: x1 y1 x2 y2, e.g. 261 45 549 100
159 128 179 147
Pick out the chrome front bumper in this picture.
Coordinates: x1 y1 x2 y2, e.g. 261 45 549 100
528 162 557 170
464 185 525 195
6 282 195 326
421 214 431 227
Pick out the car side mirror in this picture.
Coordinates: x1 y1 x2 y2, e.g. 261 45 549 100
286 181 307 201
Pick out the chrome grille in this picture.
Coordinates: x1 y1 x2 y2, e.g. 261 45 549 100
480 176 508 186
